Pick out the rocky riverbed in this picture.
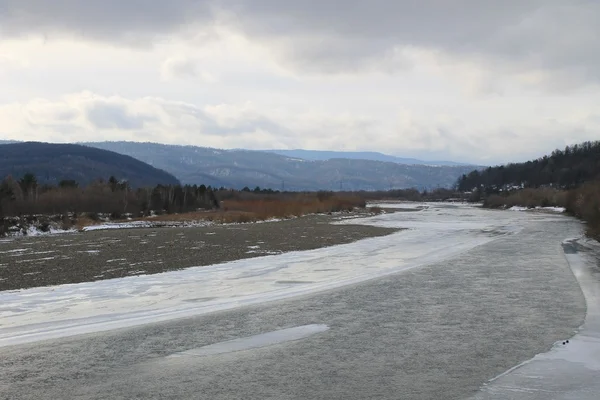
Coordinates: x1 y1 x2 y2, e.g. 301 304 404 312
0 213 399 291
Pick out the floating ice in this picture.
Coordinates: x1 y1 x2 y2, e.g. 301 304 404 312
471 238 600 399
0 203 558 347
169 324 329 358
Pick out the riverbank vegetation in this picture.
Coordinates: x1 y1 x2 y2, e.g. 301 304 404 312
0 174 375 235
0 170 473 237
481 184 600 239
458 141 600 240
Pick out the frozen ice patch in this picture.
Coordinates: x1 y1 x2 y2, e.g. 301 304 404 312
471 238 600 399
0 203 547 347
169 324 329 358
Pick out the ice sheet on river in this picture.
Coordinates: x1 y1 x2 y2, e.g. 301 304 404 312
470 237 600 400
0 203 563 347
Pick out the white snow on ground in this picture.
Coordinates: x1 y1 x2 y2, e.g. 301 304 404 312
508 206 566 213
253 218 287 224
471 237 600 399
538 206 566 213
80 217 292 231
82 220 214 231
0 248 29 254
0 203 560 347
25 226 77 236
368 201 429 210
509 206 530 211
1 226 77 239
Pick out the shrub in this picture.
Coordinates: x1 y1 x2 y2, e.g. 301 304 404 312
483 188 567 209
86 212 100 221
61 215 74 230
565 182 600 239
39 221 51 232
0 221 7 237
369 206 383 215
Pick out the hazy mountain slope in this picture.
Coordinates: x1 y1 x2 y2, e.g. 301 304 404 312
264 149 467 166
85 141 476 190
0 142 180 187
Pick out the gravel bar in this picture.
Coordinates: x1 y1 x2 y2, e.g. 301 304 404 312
0 213 399 291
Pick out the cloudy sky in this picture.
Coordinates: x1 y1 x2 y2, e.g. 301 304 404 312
0 0 598 164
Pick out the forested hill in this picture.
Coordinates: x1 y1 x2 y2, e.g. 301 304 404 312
457 141 600 191
0 142 180 188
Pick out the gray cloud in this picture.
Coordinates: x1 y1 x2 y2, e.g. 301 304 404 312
161 57 199 80
1 92 597 164
160 102 293 137
1 1 598 86
86 102 151 130
0 0 213 44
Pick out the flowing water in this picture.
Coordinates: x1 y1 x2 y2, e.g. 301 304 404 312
0 203 595 399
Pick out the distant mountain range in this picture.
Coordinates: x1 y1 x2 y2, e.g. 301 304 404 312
263 149 467 166
0 142 179 187
84 141 478 190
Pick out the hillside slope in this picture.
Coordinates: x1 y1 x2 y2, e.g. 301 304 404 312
0 142 180 188
458 141 600 191
85 141 476 190
265 149 466 166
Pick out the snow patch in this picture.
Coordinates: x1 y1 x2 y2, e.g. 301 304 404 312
508 206 565 213
82 220 213 231
15 257 55 263
0 248 29 254
508 206 529 211
538 206 566 213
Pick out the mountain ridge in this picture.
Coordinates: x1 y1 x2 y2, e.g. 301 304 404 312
84 141 477 191
262 149 468 166
0 142 180 188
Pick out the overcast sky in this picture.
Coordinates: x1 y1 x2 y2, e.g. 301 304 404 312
0 0 598 164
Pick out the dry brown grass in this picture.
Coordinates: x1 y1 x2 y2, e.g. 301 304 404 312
482 185 600 241
82 193 367 226
74 216 101 230
566 182 600 240
484 188 567 209
219 194 365 221
133 210 221 222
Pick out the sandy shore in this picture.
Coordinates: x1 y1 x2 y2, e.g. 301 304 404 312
0 213 399 291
